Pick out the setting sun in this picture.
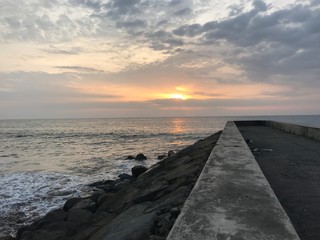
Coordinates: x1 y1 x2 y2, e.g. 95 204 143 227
169 94 188 100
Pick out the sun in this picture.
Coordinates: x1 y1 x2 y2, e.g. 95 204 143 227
169 94 188 100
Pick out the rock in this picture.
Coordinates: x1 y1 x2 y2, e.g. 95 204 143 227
66 209 93 225
133 184 168 204
118 173 136 182
154 212 174 236
97 183 114 192
168 150 175 157
43 209 67 222
149 235 166 240
126 155 135 160
169 207 180 216
63 197 83 211
132 165 148 178
87 180 104 187
90 189 105 202
72 199 96 212
96 192 131 213
0 237 15 240
112 181 131 192
157 155 166 160
89 204 157 240
135 153 147 160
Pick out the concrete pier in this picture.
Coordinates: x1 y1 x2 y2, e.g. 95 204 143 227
167 121 299 240
237 121 320 240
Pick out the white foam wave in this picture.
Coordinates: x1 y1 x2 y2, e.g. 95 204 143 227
0 171 88 237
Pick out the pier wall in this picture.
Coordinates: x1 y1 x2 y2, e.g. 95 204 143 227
167 121 299 240
236 120 320 141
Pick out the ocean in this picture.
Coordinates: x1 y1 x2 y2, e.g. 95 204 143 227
1 115 320 236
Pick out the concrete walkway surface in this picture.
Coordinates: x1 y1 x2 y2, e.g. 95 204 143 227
238 123 320 240
167 121 299 240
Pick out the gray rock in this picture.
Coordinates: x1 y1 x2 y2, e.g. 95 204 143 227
157 155 166 160
135 153 147 160
0 237 15 240
112 181 131 192
63 198 83 211
43 209 67 222
66 209 93 225
169 207 180 216
168 150 175 157
155 212 174 236
89 204 157 240
133 184 168 204
132 165 148 178
90 189 105 202
149 235 166 240
126 155 135 160
98 184 113 192
118 173 136 182
72 199 96 212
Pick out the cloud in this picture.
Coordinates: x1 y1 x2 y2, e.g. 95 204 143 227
172 24 202 37
168 1 320 84
43 46 82 55
1 0 320 118
54 66 104 72
116 19 147 29
174 8 192 16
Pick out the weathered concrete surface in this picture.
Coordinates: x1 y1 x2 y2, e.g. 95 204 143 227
238 122 320 240
267 121 320 141
167 121 299 240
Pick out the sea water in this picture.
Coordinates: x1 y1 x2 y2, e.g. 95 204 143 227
0 116 319 236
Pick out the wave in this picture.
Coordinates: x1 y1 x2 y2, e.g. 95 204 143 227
2 131 200 141
0 172 88 237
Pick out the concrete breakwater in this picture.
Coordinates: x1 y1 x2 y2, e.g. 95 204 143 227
167 121 299 240
237 120 320 239
1 132 221 240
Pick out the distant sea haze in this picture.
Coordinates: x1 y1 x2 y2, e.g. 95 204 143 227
0 115 319 236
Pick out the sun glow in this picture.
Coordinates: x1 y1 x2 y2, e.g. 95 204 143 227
169 94 188 100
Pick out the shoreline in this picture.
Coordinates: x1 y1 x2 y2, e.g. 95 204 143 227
2 131 221 240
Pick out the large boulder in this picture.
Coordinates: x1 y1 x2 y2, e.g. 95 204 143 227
118 173 136 182
132 165 148 178
66 209 93 225
135 153 147 160
72 199 96 212
89 204 157 240
157 155 166 160
63 198 83 211
168 150 175 157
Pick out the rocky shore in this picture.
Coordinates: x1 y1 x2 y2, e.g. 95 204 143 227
2 131 221 240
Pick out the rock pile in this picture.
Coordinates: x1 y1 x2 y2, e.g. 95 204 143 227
7 131 221 240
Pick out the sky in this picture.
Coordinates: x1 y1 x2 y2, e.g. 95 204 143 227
0 0 320 119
